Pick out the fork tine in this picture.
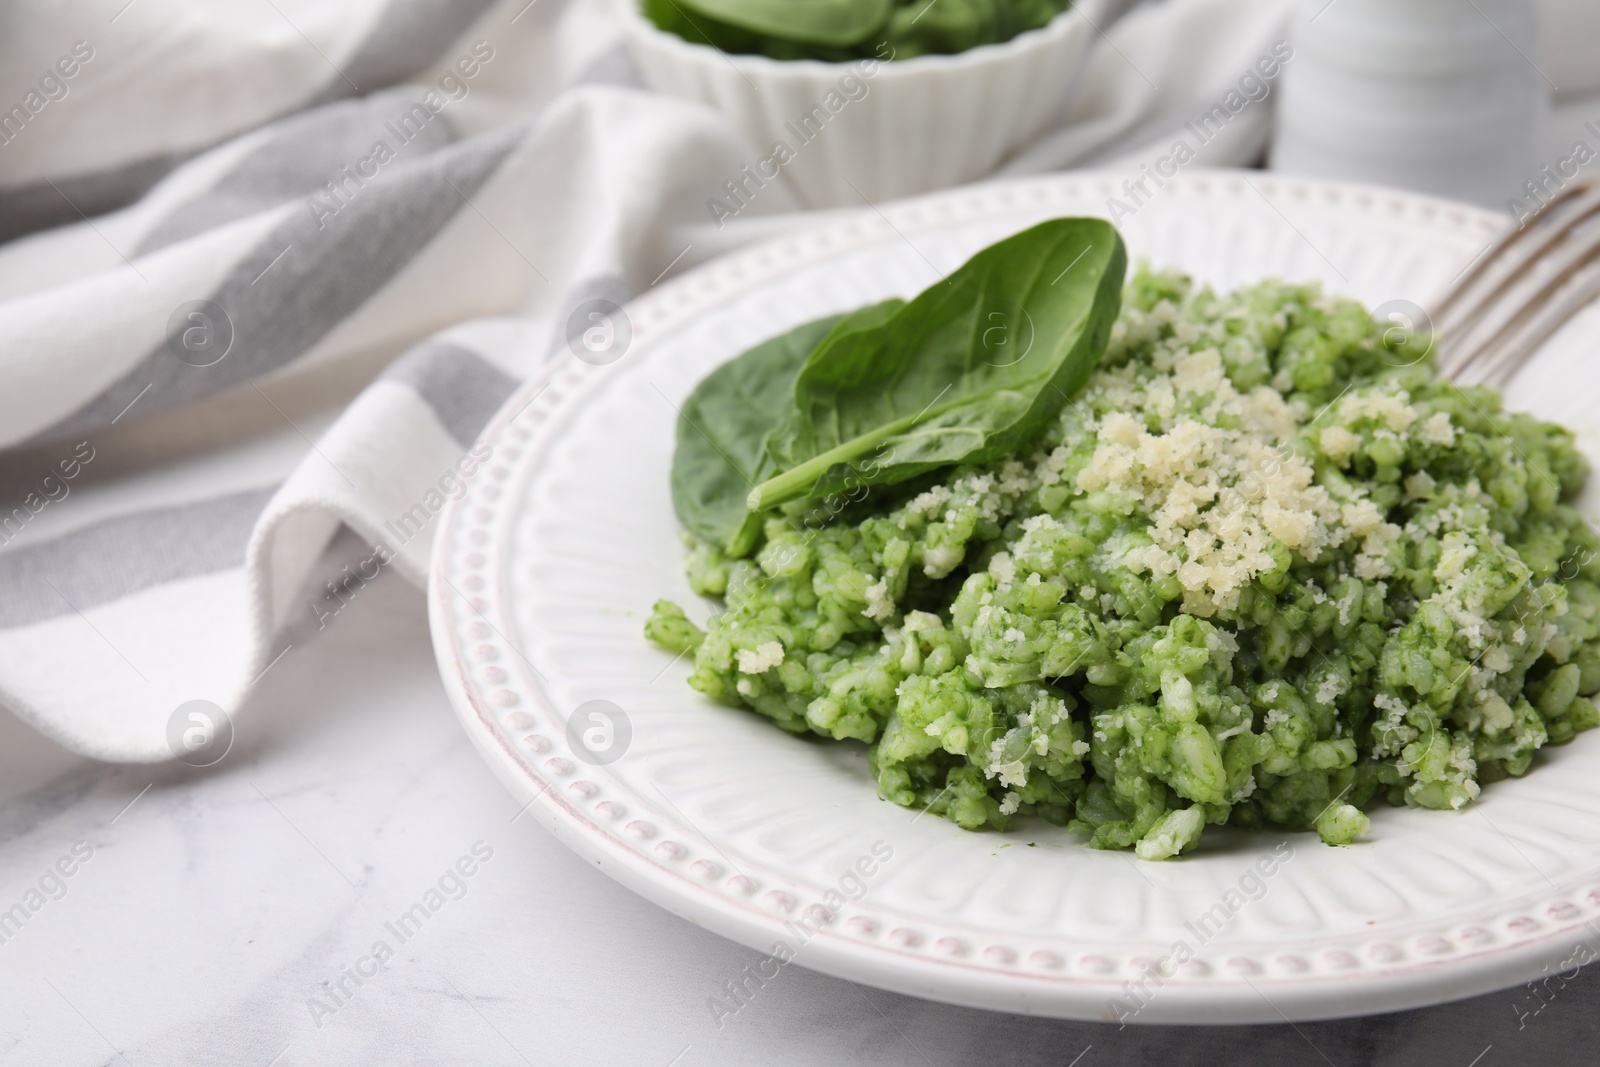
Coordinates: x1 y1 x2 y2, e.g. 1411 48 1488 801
1445 220 1600 384
1434 182 1600 340
1433 181 1592 324
1443 213 1600 369
1458 257 1600 386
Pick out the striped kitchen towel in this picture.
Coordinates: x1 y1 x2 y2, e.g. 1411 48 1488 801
0 0 1302 761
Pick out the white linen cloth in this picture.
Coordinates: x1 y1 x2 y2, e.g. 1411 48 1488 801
0 0 1581 762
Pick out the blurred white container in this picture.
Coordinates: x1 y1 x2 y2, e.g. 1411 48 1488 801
615 0 1110 210
1270 0 1548 207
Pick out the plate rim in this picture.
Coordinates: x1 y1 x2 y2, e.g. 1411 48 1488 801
429 167 1600 1024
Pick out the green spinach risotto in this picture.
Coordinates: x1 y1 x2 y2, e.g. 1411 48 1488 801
646 234 1600 859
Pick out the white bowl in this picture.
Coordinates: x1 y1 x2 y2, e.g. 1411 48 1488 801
615 0 1111 209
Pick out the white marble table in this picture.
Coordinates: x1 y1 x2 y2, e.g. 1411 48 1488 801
0 530 1594 1066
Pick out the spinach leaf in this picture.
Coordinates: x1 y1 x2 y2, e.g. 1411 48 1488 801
641 0 1070 60
667 0 892 48
668 299 908 556
886 0 1067 58
750 218 1125 511
670 300 903 555
670 315 837 556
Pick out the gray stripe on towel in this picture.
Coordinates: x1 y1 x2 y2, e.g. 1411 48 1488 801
0 0 494 246
0 486 278 629
307 0 500 105
382 341 519 446
27 122 527 448
0 152 193 247
546 274 633 359
138 88 458 255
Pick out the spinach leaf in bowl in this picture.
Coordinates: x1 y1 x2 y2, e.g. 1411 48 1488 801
886 0 1073 58
655 0 893 48
642 0 1073 60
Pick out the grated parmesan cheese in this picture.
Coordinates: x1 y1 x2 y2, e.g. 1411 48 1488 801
736 641 785 674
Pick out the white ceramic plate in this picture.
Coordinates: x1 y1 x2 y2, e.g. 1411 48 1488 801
429 170 1600 1024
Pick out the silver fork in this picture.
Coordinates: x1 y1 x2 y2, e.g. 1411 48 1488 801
1430 181 1600 385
